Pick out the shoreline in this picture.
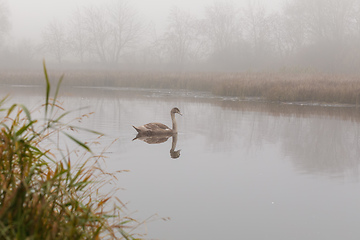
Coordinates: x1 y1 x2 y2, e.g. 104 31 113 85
1 70 360 106
1 83 358 111
2 81 360 123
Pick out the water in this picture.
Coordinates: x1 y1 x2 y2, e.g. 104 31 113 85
1 85 360 240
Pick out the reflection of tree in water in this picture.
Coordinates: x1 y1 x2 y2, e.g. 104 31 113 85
217 100 360 177
190 104 244 153
279 116 360 177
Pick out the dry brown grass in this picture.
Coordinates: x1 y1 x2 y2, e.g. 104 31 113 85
1 70 360 105
212 73 360 104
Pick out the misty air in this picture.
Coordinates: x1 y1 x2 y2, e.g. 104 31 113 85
1 0 360 239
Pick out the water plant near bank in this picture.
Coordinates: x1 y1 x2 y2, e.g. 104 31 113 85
0 63 139 239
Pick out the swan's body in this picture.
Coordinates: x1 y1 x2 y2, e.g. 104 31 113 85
133 107 182 136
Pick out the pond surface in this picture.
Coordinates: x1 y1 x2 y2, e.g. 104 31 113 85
2 85 360 240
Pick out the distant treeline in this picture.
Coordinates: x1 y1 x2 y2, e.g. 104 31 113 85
1 0 360 73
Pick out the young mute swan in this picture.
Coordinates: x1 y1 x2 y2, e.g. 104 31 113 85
133 107 182 136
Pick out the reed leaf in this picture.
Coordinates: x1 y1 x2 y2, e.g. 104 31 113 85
15 120 37 137
0 62 140 239
51 74 64 116
43 60 50 119
0 95 9 112
63 132 91 152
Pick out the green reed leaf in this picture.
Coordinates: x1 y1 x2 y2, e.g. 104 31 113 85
63 132 91 152
43 60 50 119
51 74 64 116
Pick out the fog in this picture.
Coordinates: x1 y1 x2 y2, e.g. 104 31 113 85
2 2 360 239
1 0 360 72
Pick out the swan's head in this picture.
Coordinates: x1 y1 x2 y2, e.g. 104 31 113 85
171 107 182 116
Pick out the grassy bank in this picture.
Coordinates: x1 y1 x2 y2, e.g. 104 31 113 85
1 70 360 105
0 65 140 239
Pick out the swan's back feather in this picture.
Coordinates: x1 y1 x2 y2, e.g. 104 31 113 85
133 122 172 135
144 122 170 130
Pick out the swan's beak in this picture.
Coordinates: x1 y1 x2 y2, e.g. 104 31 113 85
179 112 182 116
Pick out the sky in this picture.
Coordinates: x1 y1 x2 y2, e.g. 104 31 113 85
6 0 284 42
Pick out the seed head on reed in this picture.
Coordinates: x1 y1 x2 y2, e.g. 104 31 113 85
0 61 141 240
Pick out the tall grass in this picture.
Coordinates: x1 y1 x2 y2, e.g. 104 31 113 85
0 62 140 239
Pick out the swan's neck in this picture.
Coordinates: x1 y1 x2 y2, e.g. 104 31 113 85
171 112 177 133
171 133 178 151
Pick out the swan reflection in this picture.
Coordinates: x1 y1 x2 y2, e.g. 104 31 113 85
133 133 181 159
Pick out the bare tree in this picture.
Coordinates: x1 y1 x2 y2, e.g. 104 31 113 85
283 0 360 71
68 7 88 63
352 0 360 37
42 20 67 63
339 0 360 72
0 0 10 46
83 0 141 64
138 24 167 70
243 2 279 58
280 5 307 57
107 0 142 63
285 0 357 44
204 1 243 52
163 7 206 70
83 6 108 63
244 2 290 70
269 14 291 58
14 39 35 62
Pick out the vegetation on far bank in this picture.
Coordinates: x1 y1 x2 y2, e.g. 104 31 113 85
1 70 360 105
0 64 141 239
3 1 360 74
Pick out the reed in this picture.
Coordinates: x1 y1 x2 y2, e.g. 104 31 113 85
0 62 140 239
1 70 360 105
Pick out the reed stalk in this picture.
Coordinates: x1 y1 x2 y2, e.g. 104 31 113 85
0 62 140 240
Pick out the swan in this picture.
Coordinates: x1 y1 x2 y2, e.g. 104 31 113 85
133 107 182 136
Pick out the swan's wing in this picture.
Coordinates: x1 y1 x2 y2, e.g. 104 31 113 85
143 122 170 130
